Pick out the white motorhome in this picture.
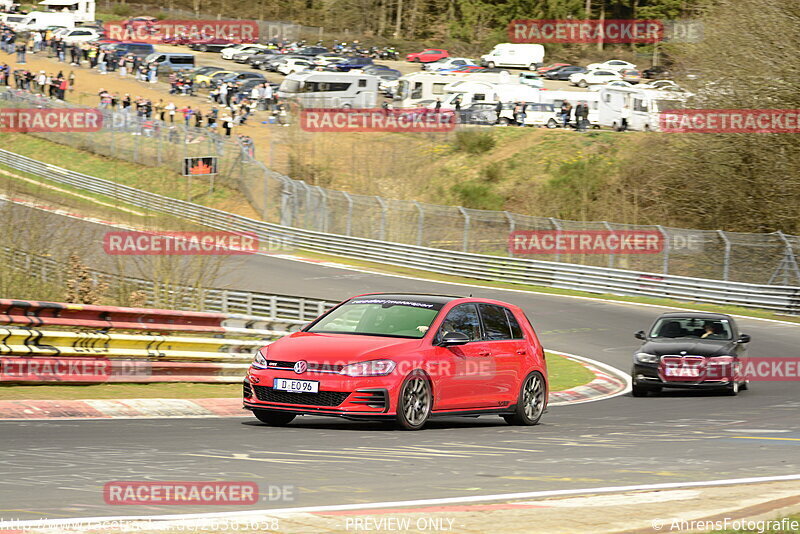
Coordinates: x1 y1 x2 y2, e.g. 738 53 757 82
535 90 601 127
394 71 514 108
480 43 545 70
277 72 379 108
1 13 29 28
598 86 687 131
438 80 541 109
37 0 95 23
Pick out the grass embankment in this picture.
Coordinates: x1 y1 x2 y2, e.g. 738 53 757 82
0 353 594 400
0 133 260 220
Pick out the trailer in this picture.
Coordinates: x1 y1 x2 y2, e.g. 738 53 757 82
393 71 515 108
277 71 379 108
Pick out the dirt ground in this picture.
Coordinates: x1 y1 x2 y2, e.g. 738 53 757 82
2 49 289 171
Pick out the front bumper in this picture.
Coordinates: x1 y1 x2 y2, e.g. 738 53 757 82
632 363 735 389
242 370 397 419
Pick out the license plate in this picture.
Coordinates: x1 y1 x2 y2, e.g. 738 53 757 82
664 367 700 377
273 378 319 393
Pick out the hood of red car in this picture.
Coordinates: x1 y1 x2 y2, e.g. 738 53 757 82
265 331 423 365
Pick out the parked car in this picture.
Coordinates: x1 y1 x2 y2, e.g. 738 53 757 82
518 72 543 88
248 53 281 70
187 66 224 81
631 312 750 397
621 69 643 84
295 46 328 57
447 65 487 73
195 69 236 88
277 58 313 75
544 65 586 80
360 65 400 77
537 62 570 74
569 69 622 87
642 65 671 79
263 55 309 72
588 80 634 91
586 59 637 72
423 57 476 71
144 52 196 72
313 53 348 67
325 56 373 72
189 39 236 53
214 71 266 87
244 293 548 430
222 44 269 60
406 48 449 63
107 42 156 60
60 27 102 45
234 49 275 64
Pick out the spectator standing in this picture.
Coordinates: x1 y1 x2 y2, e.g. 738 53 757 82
578 100 590 131
165 101 176 123
561 100 572 128
574 102 584 131
15 41 26 64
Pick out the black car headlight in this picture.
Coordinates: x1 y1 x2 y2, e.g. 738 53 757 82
635 352 658 364
252 348 269 369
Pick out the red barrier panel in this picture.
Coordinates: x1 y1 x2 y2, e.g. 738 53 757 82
0 299 227 333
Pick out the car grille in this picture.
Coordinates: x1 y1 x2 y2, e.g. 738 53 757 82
265 360 344 373
243 381 253 398
252 385 349 406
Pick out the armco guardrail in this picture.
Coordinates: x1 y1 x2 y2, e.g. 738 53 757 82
1 150 798 314
0 299 320 384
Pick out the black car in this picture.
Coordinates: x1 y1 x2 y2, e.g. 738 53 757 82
545 66 586 80
631 312 751 397
248 53 280 70
642 65 671 79
295 46 328 57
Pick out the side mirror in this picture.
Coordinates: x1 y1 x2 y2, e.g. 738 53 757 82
635 330 646 340
738 333 751 344
438 331 470 347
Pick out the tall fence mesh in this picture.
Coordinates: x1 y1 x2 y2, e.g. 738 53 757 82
2 88 799 286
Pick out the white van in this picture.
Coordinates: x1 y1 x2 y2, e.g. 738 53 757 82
15 11 77 31
598 86 687 131
2 13 30 28
480 43 545 70
277 72 378 108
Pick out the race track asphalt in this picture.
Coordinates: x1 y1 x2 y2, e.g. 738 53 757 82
1 200 799 521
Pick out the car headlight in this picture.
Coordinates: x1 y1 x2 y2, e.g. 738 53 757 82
339 359 396 377
635 352 659 364
252 348 269 369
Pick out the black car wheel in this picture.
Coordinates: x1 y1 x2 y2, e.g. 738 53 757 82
198 45 208 52
723 380 740 396
396 372 432 430
546 118 558 129
504 371 546 426
253 410 296 426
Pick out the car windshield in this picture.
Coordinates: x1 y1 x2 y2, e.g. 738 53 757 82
306 297 444 338
649 317 733 340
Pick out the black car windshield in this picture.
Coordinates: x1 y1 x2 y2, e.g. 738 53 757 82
650 317 733 340
306 298 444 338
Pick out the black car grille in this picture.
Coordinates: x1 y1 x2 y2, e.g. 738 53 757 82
265 361 344 373
243 381 253 398
252 385 349 406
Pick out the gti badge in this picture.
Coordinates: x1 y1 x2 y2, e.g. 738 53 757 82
294 360 308 374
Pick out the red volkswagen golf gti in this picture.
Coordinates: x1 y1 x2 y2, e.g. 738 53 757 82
244 294 548 430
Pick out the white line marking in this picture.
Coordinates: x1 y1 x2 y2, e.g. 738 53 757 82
5 474 800 527
547 350 632 404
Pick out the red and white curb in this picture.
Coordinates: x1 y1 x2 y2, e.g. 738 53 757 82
0 354 630 420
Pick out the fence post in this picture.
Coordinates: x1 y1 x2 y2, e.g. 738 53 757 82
602 221 615 268
549 217 561 263
342 192 354 236
504 211 515 257
657 225 670 275
414 201 424 247
718 230 731 281
317 186 328 232
458 206 470 252
375 196 387 241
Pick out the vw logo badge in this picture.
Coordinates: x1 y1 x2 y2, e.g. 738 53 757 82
294 360 308 374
